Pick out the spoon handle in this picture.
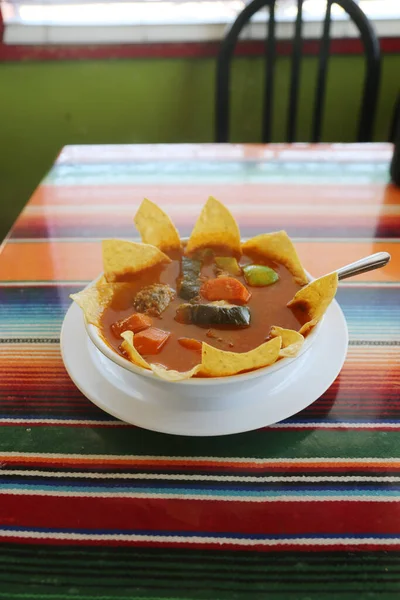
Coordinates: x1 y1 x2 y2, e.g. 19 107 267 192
336 252 391 281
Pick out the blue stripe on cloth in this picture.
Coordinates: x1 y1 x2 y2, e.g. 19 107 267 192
0 483 399 496
0 524 399 540
44 161 391 186
1 285 399 341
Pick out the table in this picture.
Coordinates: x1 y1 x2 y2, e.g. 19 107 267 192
0 143 399 598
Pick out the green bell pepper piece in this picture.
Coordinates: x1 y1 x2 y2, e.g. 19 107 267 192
243 264 279 287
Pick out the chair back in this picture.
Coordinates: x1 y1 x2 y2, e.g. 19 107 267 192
215 0 381 143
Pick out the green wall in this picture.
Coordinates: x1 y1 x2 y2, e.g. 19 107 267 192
0 54 399 240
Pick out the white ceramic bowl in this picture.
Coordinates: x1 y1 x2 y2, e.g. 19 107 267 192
84 270 322 401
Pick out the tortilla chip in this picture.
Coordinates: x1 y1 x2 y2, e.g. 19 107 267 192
270 326 304 358
120 333 201 380
134 198 181 253
287 272 338 335
120 331 151 370
186 196 241 257
150 363 201 381
242 231 308 285
70 284 123 327
102 239 171 282
200 337 282 377
95 274 107 288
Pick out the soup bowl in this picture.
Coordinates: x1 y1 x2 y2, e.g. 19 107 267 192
84 271 322 403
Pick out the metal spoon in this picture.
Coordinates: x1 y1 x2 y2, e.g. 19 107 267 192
334 252 391 281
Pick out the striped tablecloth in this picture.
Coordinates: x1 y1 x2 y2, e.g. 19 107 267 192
0 143 399 598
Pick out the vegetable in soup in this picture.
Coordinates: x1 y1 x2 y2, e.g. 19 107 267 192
100 247 305 373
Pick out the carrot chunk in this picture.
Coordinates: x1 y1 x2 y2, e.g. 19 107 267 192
178 337 202 352
200 277 251 304
111 313 152 338
133 327 170 355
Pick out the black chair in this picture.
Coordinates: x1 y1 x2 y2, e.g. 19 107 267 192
389 95 400 144
215 0 381 143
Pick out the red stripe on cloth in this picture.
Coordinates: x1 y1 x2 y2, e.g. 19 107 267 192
12 213 400 241
0 496 399 536
0 456 399 472
0 421 119 427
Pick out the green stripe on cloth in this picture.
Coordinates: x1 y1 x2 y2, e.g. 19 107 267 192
0 546 399 599
0 428 399 459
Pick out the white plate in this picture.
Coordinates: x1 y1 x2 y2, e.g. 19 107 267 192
61 300 348 436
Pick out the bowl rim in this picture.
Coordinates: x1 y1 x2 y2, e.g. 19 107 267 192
83 263 322 386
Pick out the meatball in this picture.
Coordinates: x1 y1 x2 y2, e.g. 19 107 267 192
133 284 175 317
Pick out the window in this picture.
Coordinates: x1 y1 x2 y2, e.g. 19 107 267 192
1 0 399 44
